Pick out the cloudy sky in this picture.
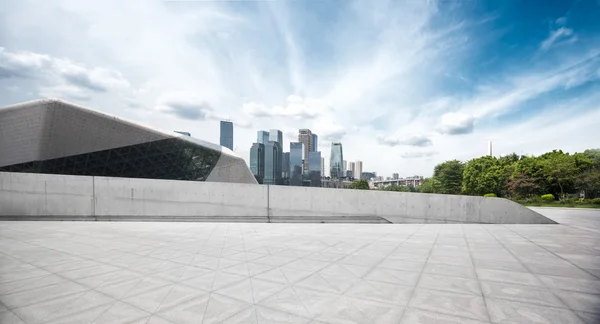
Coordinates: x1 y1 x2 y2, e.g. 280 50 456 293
1 0 600 177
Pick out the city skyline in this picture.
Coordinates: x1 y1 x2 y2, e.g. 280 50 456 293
2 1 599 177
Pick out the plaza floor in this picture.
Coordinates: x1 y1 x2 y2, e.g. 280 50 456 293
0 208 599 324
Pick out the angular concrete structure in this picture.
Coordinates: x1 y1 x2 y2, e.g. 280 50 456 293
0 98 257 184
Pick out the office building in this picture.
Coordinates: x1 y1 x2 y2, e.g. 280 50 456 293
298 129 313 171
355 161 363 181
360 172 377 180
349 162 356 179
220 121 233 150
343 160 347 172
308 151 322 187
257 131 269 145
330 142 344 179
283 152 290 179
263 141 280 185
346 170 353 179
393 173 399 180
0 99 257 184
249 143 265 184
312 134 318 152
290 142 304 186
270 129 283 184
321 157 325 177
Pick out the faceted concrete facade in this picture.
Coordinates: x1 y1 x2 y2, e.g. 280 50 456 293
1 208 599 323
0 99 257 184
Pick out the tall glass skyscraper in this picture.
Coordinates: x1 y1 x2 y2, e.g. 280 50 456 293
257 131 269 145
312 134 318 152
249 143 264 184
290 142 304 186
219 121 233 150
269 129 283 184
282 152 290 179
308 151 321 187
330 142 344 179
263 141 280 185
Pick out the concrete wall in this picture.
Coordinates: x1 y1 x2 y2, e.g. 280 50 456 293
0 172 556 224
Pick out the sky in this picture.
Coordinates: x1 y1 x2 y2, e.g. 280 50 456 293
1 0 600 178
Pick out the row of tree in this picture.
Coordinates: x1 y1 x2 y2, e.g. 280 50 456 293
421 149 600 199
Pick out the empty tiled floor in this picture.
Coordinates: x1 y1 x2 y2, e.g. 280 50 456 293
1 208 599 324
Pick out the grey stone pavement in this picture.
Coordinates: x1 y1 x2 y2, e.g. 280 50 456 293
0 208 599 324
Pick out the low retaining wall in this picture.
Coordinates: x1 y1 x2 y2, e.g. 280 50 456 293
0 172 556 224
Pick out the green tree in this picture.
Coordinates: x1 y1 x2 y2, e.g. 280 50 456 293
348 179 370 190
583 149 600 168
419 177 443 193
433 160 464 194
538 150 583 198
462 156 507 196
378 184 414 192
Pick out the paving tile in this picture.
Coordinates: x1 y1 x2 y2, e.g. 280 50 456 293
90 301 149 324
524 263 598 280
477 268 544 287
202 293 252 324
537 275 600 294
156 293 210 324
423 263 477 279
409 288 489 321
258 286 313 318
576 311 600 324
364 268 421 286
0 274 67 296
418 273 482 295
0 310 26 324
0 281 88 309
486 298 585 324
553 290 600 314
400 308 492 324
480 281 566 308
473 259 529 272
345 279 414 305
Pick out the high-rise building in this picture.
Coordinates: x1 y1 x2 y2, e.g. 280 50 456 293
249 143 265 184
312 134 318 152
321 157 325 177
343 160 347 172
219 121 233 150
355 160 363 180
308 151 322 187
283 152 290 180
257 131 269 144
263 141 280 185
392 173 399 180
298 129 313 171
269 129 283 184
330 142 344 179
349 162 356 179
290 142 304 186
360 172 377 180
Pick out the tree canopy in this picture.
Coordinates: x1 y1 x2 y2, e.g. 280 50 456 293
348 179 370 190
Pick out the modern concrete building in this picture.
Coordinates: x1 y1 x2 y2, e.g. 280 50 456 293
298 129 312 171
349 162 356 179
262 141 280 185
282 152 290 180
307 151 322 187
290 142 304 186
219 121 233 150
312 134 318 152
355 160 363 180
330 142 344 179
320 157 325 177
249 143 264 184
0 99 257 184
392 173 399 179
343 160 347 172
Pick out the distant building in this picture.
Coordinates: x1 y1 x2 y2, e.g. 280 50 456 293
269 129 283 184
343 160 347 172
360 172 377 180
308 151 322 187
257 131 270 145
355 161 363 180
346 170 353 179
249 143 265 184
348 162 356 179
330 143 344 179
371 176 424 188
263 141 280 185
283 152 290 180
321 157 325 177
312 134 318 152
219 121 233 150
290 142 304 186
298 129 313 171
392 173 399 180
174 131 191 136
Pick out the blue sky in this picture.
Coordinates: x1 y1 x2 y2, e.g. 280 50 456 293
1 0 599 177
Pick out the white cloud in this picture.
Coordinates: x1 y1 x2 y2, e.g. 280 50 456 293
376 135 432 147
400 150 438 159
540 27 574 51
242 95 331 120
436 112 474 135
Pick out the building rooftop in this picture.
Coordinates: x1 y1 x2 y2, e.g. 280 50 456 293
0 208 599 324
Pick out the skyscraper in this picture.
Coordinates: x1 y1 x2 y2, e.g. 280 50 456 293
219 121 233 150
283 152 290 180
312 134 318 152
321 157 325 177
290 142 304 186
349 162 356 179
298 129 312 171
269 129 283 185
263 141 280 185
330 143 344 179
257 131 269 144
392 173 399 180
249 143 264 184
343 160 347 172
308 151 322 187
269 129 283 146
355 160 363 181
